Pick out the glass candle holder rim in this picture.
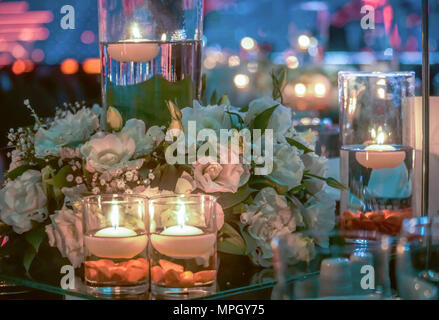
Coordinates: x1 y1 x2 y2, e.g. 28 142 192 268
82 193 148 205
148 193 217 205
338 71 415 78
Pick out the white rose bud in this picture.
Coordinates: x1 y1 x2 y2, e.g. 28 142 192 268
106 106 123 132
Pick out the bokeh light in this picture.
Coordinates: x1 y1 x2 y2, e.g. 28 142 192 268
298 34 310 50
234 74 250 89
241 37 256 50
60 58 79 74
314 82 327 97
294 83 307 97
286 55 299 69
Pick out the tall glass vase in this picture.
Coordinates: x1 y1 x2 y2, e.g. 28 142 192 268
98 0 203 127
338 71 416 238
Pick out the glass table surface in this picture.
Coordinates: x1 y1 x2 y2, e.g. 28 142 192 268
0 252 324 300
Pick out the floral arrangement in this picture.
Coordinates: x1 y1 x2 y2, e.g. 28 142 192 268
0 71 343 278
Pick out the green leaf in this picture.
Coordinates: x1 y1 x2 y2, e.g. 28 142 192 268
24 225 45 253
286 137 314 154
52 166 74 189
218 94 230 106
238 223 257 255
22 226 45 276
303 172 347 191
249 176 289 194
218 223 246 255
6 165 32 180
217 184 255 210
23 246 36 276
210 90 218 105
326 177 347 190
271 68 287 103
251 104 279 134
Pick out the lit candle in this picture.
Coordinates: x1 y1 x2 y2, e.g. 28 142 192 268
107 23 160 62
355 127 406 169
150 202 216 259
84 204 147 259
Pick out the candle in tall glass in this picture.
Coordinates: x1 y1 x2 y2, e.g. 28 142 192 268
98 0 203 127
82 194 149 296
148 195 218 299
339 72 416 237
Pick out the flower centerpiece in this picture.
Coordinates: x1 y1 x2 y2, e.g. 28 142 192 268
0 70 343 281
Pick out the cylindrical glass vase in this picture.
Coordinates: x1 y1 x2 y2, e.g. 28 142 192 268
339 71 416 237
98 0 203 127
148 194 217 299
82 194 149 297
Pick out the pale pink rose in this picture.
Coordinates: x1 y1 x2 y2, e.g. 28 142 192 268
193 156 244 193
45 207 83 268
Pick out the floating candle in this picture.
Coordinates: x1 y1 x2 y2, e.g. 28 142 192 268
150 201 216 258
355 127 406 169
107 42 160 62
84 205 147 259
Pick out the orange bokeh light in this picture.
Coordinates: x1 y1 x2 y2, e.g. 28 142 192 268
82 58 100 74
60 58 79 74
12 59 26 74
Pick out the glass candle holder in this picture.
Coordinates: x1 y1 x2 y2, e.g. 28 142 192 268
98 0 203 127
339 71 416 237
82 194 149 296
148 194 217 299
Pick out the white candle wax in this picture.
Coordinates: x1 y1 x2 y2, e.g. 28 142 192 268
151 226 216 259
107 41 159 62
355 144 406 169
85 227 147 259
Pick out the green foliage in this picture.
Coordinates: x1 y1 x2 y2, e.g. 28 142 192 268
6 165 33 180
217 222 246 255
23 225 45 276
249 176 289 195
217 184 255 210
107 74 194 126
286 137 314 154
271 68 287 103
303 172 347 191
250 104 279 134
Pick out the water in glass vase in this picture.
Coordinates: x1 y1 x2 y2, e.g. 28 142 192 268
340 144 414 235
100 40 202 127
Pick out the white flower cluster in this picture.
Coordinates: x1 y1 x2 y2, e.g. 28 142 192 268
0 96 337 269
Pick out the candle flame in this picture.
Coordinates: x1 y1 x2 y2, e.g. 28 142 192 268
376 126 385 145
110 204 120 229
176 201 187 228
131 23 142 39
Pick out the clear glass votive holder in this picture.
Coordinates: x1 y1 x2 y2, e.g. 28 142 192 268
339 71 416 237
148 194 217 299
98 0 203 126
82 194 149 296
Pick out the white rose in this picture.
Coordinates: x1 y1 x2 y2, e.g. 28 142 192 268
120 119 164 157
0 170 48 234
301 152 327 194
45 207 83 268
240 187 297 267
244 96 293 139
269 142 304 190
34 107 100 158
181 100 234 135
303 190 336 248
80 133 143 173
